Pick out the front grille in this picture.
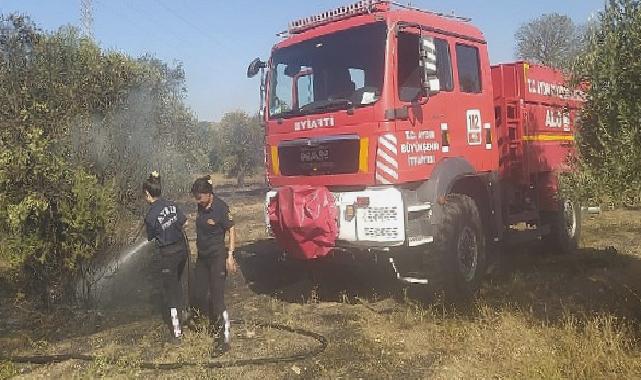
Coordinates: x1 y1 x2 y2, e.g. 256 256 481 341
364 206 399 223
278 135 360 176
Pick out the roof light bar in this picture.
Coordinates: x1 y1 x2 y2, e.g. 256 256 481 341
389 1 471 22
288 0 385 34
282 1 471 36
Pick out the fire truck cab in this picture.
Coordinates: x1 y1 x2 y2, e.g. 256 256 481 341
247 1 581 298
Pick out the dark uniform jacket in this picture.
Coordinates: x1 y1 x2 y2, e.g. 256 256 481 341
144 198 187 247
196 196 234 257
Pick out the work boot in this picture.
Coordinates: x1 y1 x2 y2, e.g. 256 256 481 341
211 310 231 356
212 336 231 357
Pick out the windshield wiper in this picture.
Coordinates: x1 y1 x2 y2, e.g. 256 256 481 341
299 98 353 114
272 98 353 119
271 109 302 119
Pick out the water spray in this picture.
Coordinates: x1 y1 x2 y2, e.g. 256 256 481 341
77 221 151 305
102 239 151 280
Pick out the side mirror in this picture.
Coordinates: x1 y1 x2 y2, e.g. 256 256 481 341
247 57 266 78
284 64 302 78
247 57 268 121
419 36 440 97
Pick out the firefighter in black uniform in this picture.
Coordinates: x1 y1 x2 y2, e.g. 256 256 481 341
191 175 237 355
143 171 188 340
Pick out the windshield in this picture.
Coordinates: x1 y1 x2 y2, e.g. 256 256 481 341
269 22 387 119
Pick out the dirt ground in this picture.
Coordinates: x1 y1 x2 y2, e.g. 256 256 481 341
2 189 641 379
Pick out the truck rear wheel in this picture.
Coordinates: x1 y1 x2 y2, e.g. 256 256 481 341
431 193 486 301
542 199 581 254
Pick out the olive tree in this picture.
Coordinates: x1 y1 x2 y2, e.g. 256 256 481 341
515 13 586 70
563 0 641 206
219 111 263 187
0 14 209 301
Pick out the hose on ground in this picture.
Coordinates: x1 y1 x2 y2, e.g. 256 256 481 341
1 319 328 370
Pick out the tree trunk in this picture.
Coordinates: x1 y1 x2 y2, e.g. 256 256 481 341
237 166 246 187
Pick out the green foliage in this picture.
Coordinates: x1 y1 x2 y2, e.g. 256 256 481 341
59 170 117 270
218 111 264 186
515 13 587 70
0 14 207 299
563 0 641 206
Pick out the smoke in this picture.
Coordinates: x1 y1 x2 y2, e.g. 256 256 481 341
71 83 202 206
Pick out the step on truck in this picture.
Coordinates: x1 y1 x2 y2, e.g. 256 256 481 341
246 0 583 298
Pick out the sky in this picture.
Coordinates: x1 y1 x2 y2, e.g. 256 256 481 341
1 0 605 122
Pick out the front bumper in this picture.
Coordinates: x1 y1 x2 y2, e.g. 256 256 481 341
265 187 406 248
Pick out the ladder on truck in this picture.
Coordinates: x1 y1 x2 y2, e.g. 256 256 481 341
496 94 550 247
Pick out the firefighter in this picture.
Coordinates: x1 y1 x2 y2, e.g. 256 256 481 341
191 175 237 355
143 171 188 340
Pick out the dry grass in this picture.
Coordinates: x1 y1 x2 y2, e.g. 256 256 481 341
360 303 641 379
3 196 641 379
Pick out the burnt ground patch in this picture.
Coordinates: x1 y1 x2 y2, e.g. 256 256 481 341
3 196 641 378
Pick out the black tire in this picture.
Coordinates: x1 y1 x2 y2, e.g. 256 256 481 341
541 199 581 254
430 193 487 301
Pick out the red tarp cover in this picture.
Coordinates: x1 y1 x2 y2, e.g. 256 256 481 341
268 185 338 260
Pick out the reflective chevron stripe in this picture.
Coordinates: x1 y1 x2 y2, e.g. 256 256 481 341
376 134 398 184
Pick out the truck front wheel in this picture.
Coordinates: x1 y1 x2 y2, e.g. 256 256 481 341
432 193 487 301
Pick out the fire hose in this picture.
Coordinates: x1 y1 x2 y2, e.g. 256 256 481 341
1 319 328 369
1 229 329 370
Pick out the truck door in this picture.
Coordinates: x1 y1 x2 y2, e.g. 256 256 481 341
448 42 496 172
394 30 455 182
394 30 497 180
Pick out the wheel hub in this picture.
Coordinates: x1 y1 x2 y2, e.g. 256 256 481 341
457 226 478 282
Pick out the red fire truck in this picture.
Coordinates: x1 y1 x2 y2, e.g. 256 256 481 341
247 1 582 298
